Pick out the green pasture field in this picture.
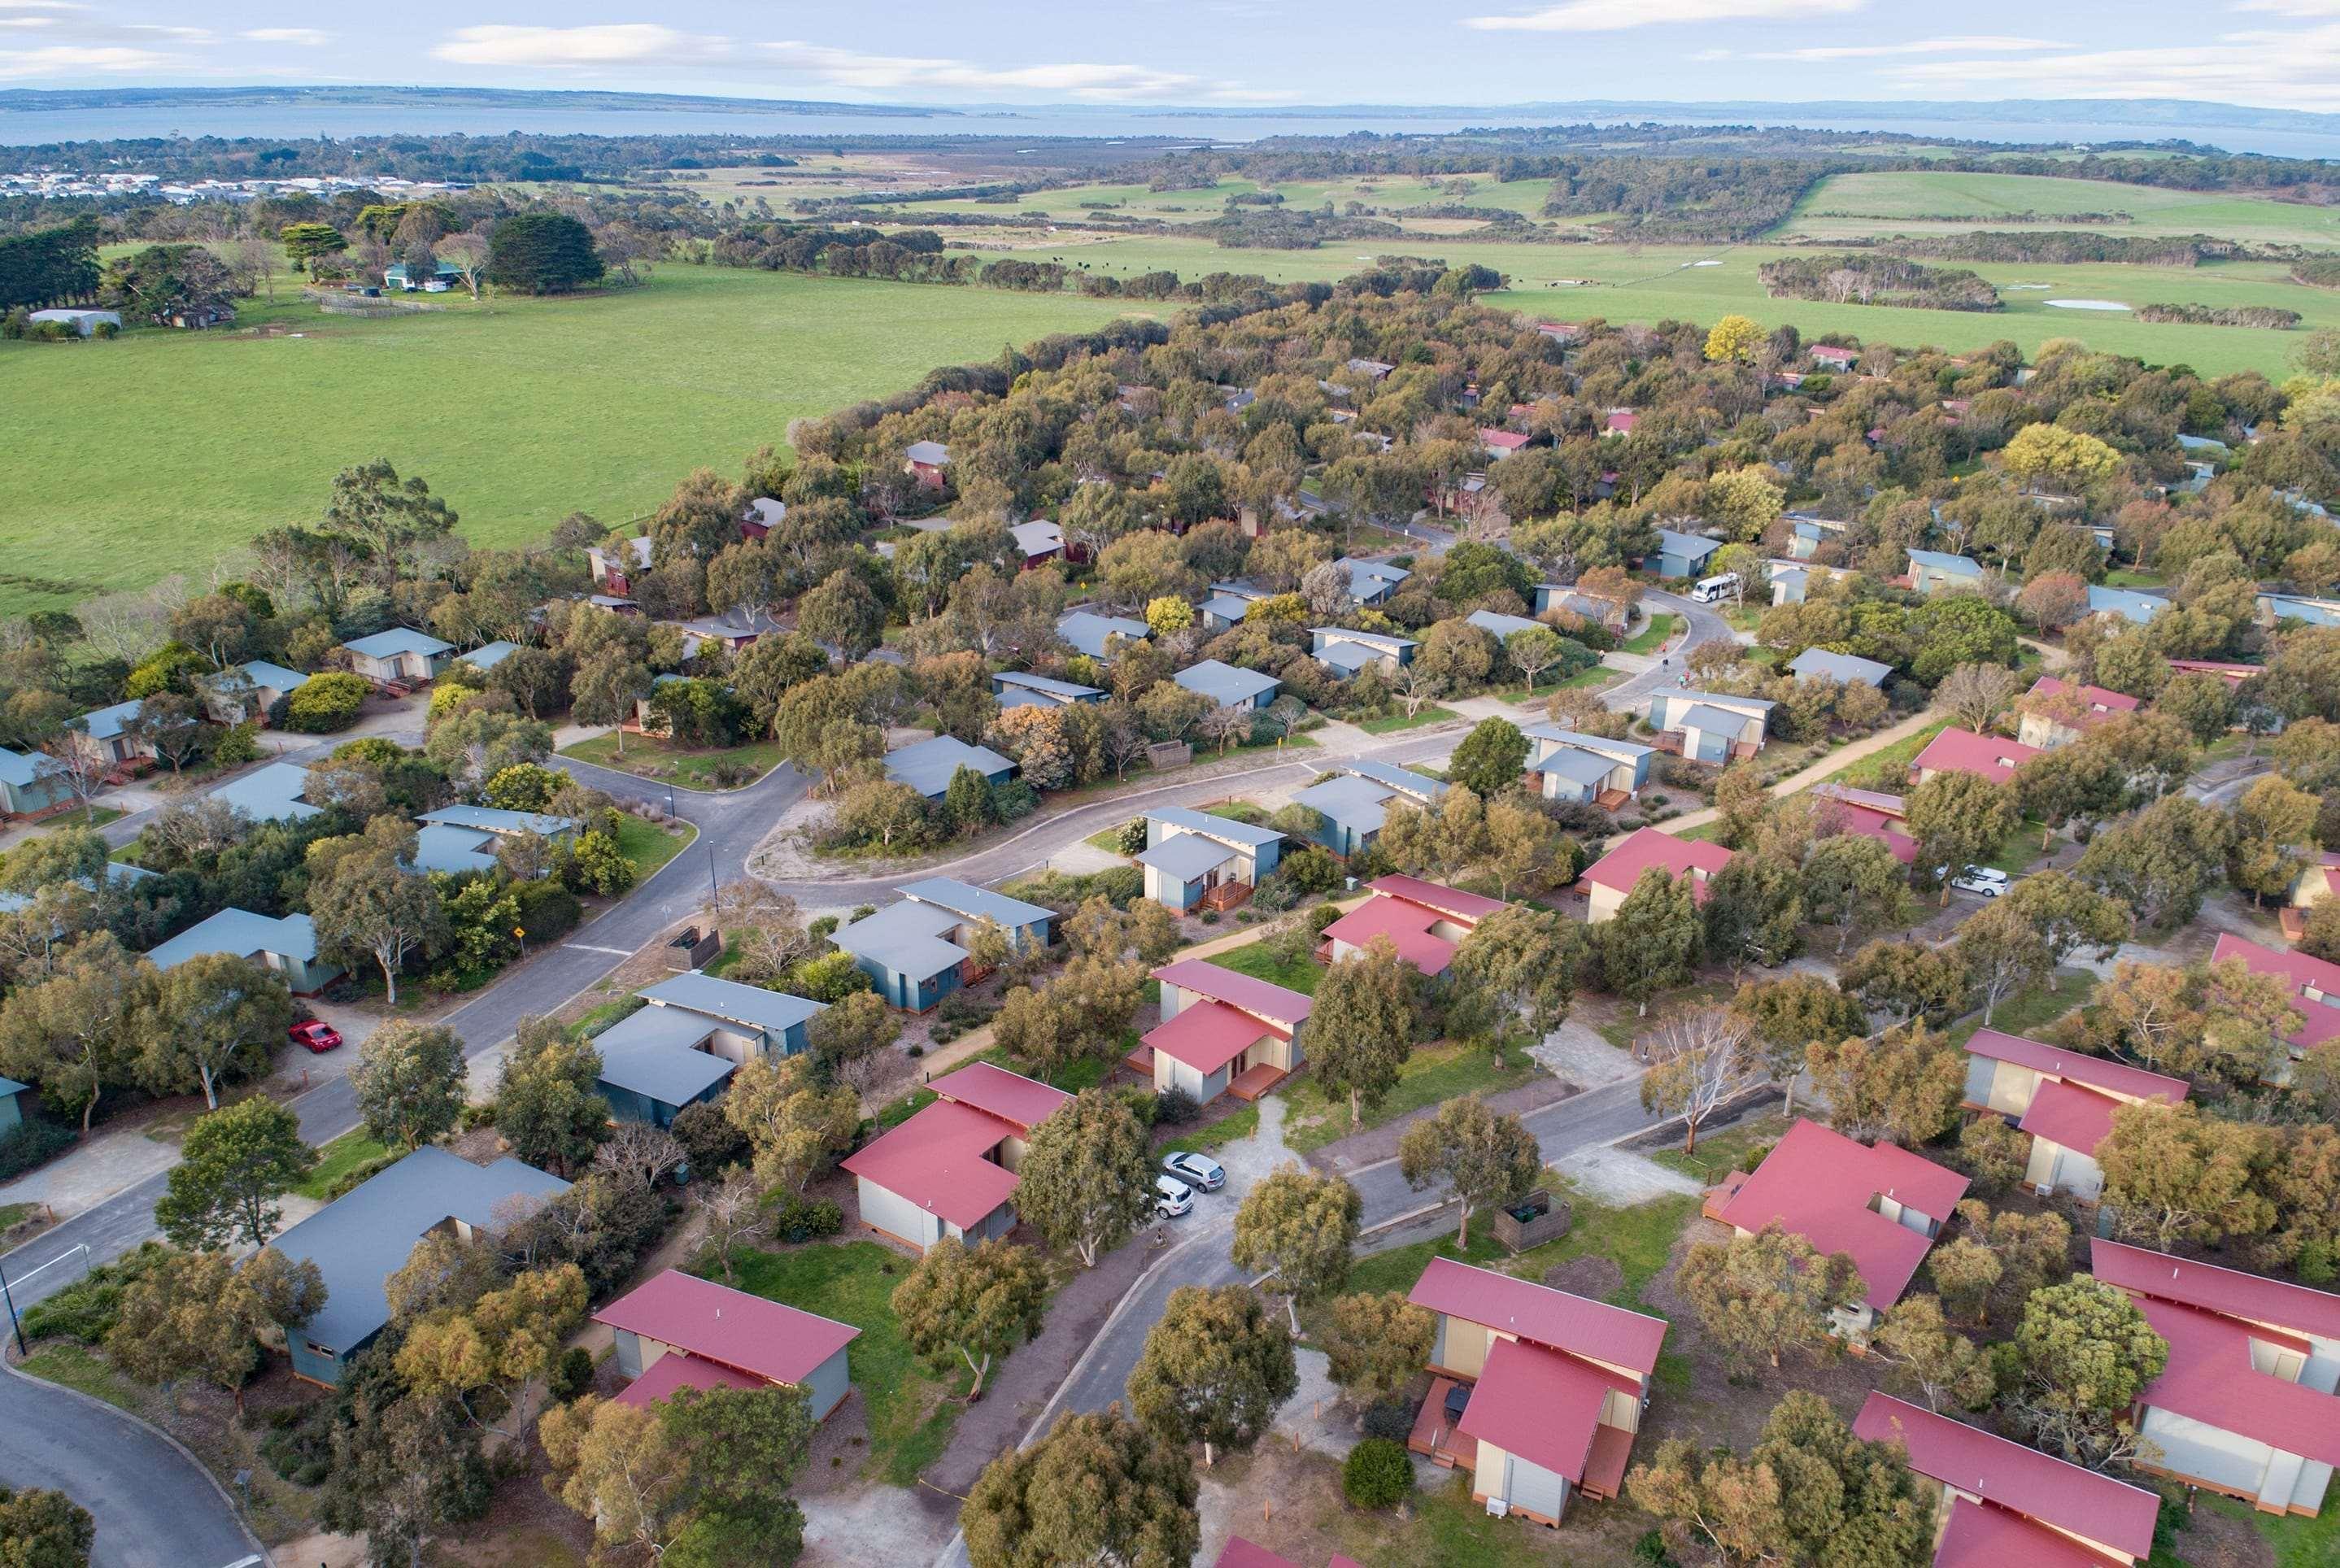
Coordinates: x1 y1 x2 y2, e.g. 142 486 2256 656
942 233 2340 379
0 265 1135 616
891 171 1565 228
1776 170 2340 250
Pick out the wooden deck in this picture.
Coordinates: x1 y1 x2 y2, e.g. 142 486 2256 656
1594 787 1630 811
1122 1042 1154 1078
1227 1063 1287 1102
1199 881 1253 913
1582 1424 1635 1500
1407 1376 1475 1469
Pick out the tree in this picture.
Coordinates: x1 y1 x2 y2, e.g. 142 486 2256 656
0 934 146 1132
1399 1094 1545 1249
1308 934 1418 1128
797 567 885 660
1318 1289 1440 1418
805 990 899 1092
1905 771 2018 901
1952 900 2050 1024
1838 939 1969 1026
1126 1284 1297 1467
1731 973 1866 1116
892 1235 1050 1402
1704 313 1763 366
961 1408 1197 1568
154 1095 314 1252
1872 1296 1994 1413
1230 1164 1360 1331
395 1263 589 1432
107 1248 264 1409
2226 773 2320 907
1449 904 1583 1034
538 1396 694 1561
242 1244 329 1337
722 1053 858 1195
281 220 348 277
320 1380 487 1567
2001 872 2127 982
1504 625 1568 690
1677 1222 1865 1373
656 1383 819 1567
569 646 652 754
1013 1088 1155 1266
1707 468 1785 542
2096 1100 2276 1251
2001 1278 2168 1468
491 1019 609 1177
1801 833 1912 956
0 1483 93 1566
2076 793 2231 930
1806 1023 1965 1147
307 817 442 1004
351 1021 468 1152
486 211 604 294
1954 1115 2029 1196
2003 424 2122 492
1934 663 2024 733
133 951 292 1109
1702 852 1805 973
1448 716 1527 798
1639 1004 1759 1152
594 1122 687 1191
1600 867 1703 1017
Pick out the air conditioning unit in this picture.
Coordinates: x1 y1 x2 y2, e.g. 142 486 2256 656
2035 1184 2055 1200
1486 1499 1510 1518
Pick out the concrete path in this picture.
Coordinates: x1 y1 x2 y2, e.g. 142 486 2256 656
1654 704 1944 838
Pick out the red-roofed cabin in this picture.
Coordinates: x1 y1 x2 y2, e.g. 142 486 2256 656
1580 827 1732 923
1810 343 1859 369
1909 726 2041 787
2092 1244 2340 1518
594 1268 861 1421
1403 1257 1667 1527
1709 1118 1969 1335
1479 428 1532 460
1854 1392 2159 1566
2283 851 2340 943
1135 958 1312 1107
1603 408 1637 435
1959 1028 2188 1202
1813 782 1919 865
1318 876 1507 978
840 1061 1071 1253
2209 933 2340 1071
2017 677 2142 751
2166 658 2259 693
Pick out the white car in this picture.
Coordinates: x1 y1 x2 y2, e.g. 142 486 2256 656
1946 865 2011 898
1162 1152 1225 1192
1155 1175 1195 1219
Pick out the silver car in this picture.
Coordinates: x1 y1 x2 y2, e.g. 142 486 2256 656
1162 1152 1226 1192
1155 1174 1195 1219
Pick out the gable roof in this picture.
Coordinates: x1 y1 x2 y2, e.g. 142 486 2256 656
1410 1258 1667 1373
1144 997 1279 1075
1654 527 1721 563
78 699 142 741
901 877 1053 930
1175 660 1280 708
1526 725 1655 762
1906 548 1983 577
1911 726 2041 786
1963 1029 2188 1108
1009 520 1065 559
1312 626 1415 654
417 804 578 838
1580 826 1732 901
1292 773 1401 834
1673 702 1760 739
2027 676 2141 716
593 1005 741 1107
1057 610 1149 660
1540 748 1615 788
1138 832 1239 882
1787 647 1893 686
2020 1078 2137 1160
830 901 972 981
1199 593 1258 625
904 439 949 466
2208 934 2340 1049
2129 1295 2340 1466
1152 957 1312 1030
1457 1335 1616 1484
840 1097 1024 1230
1342 559 1410 598
994 669 1104 703
146 907 321 969
1368 874 1506 922
1715 1118 1969 1307
638 972 826 1037
931 1061 1071 1132
884 734 1016 798
611 1351 768 1410
594 1268 858 1387
1344 759 1445 802
1147 805 1283 851
342 627 454 660
1852 1393 2159 1561
1318 896 1459 975
459 641 519 671
2092 1238 2340 1344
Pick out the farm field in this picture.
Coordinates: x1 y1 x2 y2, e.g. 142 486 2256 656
892 171 1568 228
940 233 2340 378
1776 169 2340 249
0 265 1134 616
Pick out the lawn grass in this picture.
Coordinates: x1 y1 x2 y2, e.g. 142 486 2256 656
2195 1492 2340 1568
612 812 695 880
1281 1038 1540 1157
1203 940 1323 996
1648 1111 1791 1183
32 806 124 834
558 731 790 790
0 1202 33 1232
1622 613 1680 656
723 1239 968 1485
875 1040 1110 1129
1597 982 1733 1052
1981 820 2053 878
1820 716 1947 787
2103 568 2168 590
1204 801 1268 825
1083 825 1130 854
18 1342 143 1413
1946 969 2100 1048
1667 819 1728 843
0 266 1139 618
1162 1102 1258 1156
295 1129 393 1200
1357 705 1459 734
1344 1183 1695 1315
1493 666 1622 704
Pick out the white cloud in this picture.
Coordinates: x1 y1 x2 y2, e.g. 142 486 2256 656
1886 24 2340 111
242 27 330 45
435 24 1233 102
1466 0 1863 33
1746 35 2065 61
2230 0 2340 14
0 42 172 76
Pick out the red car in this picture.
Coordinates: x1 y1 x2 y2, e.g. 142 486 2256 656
289 1019 343 1053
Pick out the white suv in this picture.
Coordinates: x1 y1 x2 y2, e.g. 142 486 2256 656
1155 1175 1195 1219
1946 865 2011 898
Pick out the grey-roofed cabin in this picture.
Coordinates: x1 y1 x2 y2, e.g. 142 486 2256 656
1649 690 1776 762
1137 808 1285 912
1904 550 1984 597
1785 647 1892 687
0 1075 24 1133
592 973 826 1126
831 878 1053 1012
1533 585 1627 629
1653 529 1722 579
1056 610 1151 660
991 670 1105 710
146 908 343 994
207 761 320 825
1174 660 1280 711
0 749 71 819
271 1147 570 1384
410 805 581 878
197 661 308 726
1344 559 1410 606
1310 628 1415 677
1290 761 1445 857
1466 610 1544 642
70 699 150 769
341 627 455 685
1524 725 1654 805
883 735 1017 801
1199 582 1268 632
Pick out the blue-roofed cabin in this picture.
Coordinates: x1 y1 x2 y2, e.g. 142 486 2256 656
2085 585 2168 625
1533 585 1628 630
197 661 309 726
1056 611 1150 661
1343 559 1410 606
1524 725 1654 805
146 908 344 995
1174 660 1281 711
0 749 72 819
883 734 1018 801
340 627 456 686
1137 808 1285 912
2257 593 2340 629
593 973 826 1126
1310 628 1416 677
1649 690 1776 763
991 670 1105 710
831 878 1055 1011
1654 529 1723 580
1904 551 1985 597
1289 762 1445 857
1784 515 1848 562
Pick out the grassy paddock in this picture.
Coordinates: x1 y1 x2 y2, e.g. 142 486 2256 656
559 731 790 789
1357 705 1459 734
295 1129 392 1200
1281 1038 1540 1157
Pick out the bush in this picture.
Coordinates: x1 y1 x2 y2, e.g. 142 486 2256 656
1117 1087 1161 1128
259 1402 335 1486
1199 908 1220 925
1342 1438 1414 1509
769 1194 843 1244
327 1152 403 1200
670 1099 749 1174
211 721 263 767
1154 1087 1200 1126
485 762 564 812
0 1119 75 1184
20 1242 166 1344
548 1345 596 1404
283 672 370 733
1113 818 1148 856
512 878 583 942
1359 1400 1413 1443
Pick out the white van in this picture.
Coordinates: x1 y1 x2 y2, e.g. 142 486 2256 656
1690 573 1740 603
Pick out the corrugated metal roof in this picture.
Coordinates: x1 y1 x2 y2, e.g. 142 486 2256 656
1454 1336 1610 1483
2131 1296 2340 1466
1174 660 1280 708
638 973 825 1036
1147 805 1283 850
884 735 1016 799
1152 957 1312 1029
1963 1029 2188 1108
840 1098 1023 1230
342 627 454 659
1408 1257 1667 1373
932 1061 1070 1132
1715 1120 1967 1308
1580 827 1733 900
2093 1238 2340 1343
901 878 1052 930
594 1269 858 1387
1143 999 1272 1075
1138 833 1235 882
146 907 321 969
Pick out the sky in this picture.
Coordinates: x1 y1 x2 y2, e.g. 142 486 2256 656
7 0 2340 114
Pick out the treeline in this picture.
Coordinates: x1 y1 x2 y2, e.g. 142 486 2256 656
1191 210 1410 250
1542 157 1845 242
2137 303 2302 329
2294 258 2340 289
1759 253 2002 311
1880 230 2249 266
0 215 99 311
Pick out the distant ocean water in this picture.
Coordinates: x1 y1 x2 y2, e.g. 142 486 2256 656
2 101 2336 156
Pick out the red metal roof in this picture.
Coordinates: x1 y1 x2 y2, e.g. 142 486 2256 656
611 1349 769 1410
1823 799 1919 864
2210 933 2340 1048
1715 1120 1969 1308
1319 897 1457 976
1580 826 1733 903
1910 726 2041 786
2092 1238 2340 1343
1479 429 1531 450
1853 1393 2159 1560
839 1098 1022 1231
1143 998 1275 1076
593 1269 859 1388
1812 782 1909 819
1407 1257 1667 1374
1152 957 1312 1028
2165 659 2260 690
1963 1029 2190 1108
2130 1296 2340 1467
2018 1077 2129 1156
1367 874 1508 922
1935 1497 2133 1568
930 1060 1071 1133
1455 1335 1610 1483
2027 676 2142 715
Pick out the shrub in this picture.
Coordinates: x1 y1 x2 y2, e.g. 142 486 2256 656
563 829 637 897
485 762 564 812
20 1242 166 1344
1359 1400 1413 1443
0 1119 75 1184
769 1194 843 1244
1154 1087 1200 1126
259 1402 335 1485
1117 1087 1161 1128
1113 818 1148 855
1342 1438 1414 1509
548 1345 596 1404
283 673 370 733
670 1099 750 1174
327 1152 403 1200
211 721 263 767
